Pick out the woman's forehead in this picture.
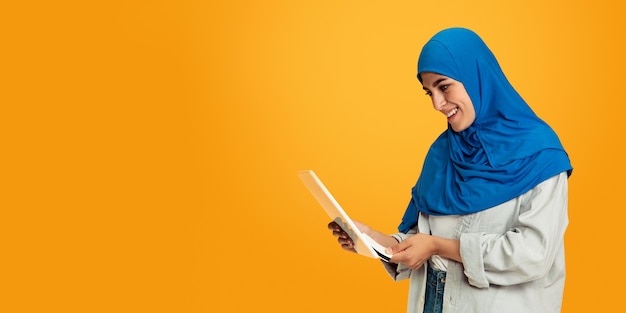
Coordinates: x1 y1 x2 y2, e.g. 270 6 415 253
420 72 455 86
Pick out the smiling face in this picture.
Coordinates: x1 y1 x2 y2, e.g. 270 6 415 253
420 72 476 132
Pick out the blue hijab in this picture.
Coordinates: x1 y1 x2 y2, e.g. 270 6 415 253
398 28 572 233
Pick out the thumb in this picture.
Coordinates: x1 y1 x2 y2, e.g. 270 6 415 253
385 240 409 255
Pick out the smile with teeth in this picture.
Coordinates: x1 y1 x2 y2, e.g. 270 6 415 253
446 108 458 118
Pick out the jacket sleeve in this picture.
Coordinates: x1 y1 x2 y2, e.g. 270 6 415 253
459 172 569 288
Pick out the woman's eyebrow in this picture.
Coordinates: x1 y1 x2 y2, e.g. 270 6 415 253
422 78 448 91
431 78 447 88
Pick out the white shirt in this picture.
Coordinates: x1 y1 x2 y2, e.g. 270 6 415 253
427 214 459 271
383 172 569 313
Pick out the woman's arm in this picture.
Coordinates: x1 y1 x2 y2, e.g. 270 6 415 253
327 220 398 252
388 172 568 278
328 218 462 269
461 172 569 288
386 234 461 269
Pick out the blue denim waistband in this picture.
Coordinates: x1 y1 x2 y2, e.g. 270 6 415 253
426 265 447 291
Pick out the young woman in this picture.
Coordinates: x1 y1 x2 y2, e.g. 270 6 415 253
328 28 573 313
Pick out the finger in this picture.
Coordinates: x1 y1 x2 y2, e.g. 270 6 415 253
389 248 410 264
388 250 402 264
386 240 409 255
331 229 349 238
337 236 353 246
327 221 339 230
341 244 355 251
410 260 425 270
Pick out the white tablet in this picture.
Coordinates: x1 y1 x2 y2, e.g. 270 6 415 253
298 170 391 262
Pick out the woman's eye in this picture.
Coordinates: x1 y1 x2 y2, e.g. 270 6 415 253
440 85 449 92
424 90 432 96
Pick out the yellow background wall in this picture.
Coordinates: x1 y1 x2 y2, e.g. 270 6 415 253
3 0 624 312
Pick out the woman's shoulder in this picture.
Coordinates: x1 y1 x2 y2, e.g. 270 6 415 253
520 171 569 206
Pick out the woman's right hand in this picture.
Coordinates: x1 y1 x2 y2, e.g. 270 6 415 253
327 220 399 256
327 221 357 252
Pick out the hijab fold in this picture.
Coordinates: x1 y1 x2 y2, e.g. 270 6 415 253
398 28 572 233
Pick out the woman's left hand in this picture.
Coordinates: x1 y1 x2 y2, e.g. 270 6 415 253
387 233 436 270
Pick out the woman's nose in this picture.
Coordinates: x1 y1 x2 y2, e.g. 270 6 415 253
432 94 446 111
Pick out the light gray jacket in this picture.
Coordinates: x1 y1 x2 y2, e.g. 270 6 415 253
383 172 569 313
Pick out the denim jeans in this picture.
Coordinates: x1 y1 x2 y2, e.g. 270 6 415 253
424 265 446 313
